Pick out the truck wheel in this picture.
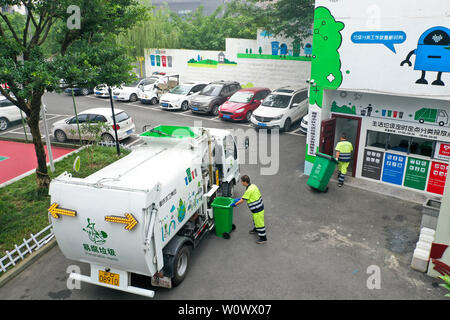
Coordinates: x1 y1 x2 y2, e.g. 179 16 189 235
221 181 234 197
172 245 191 287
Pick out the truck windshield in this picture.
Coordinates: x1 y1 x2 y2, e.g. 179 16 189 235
261 94 291 108
229 92 254 103
200 85 222 96
170 85 191 95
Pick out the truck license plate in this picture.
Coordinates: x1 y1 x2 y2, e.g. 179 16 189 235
98 270 120 287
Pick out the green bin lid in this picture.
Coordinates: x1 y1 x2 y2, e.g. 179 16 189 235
316 152 338 163
211 197 234 208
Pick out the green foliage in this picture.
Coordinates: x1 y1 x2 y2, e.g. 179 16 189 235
171 4 258 51
230 0 314 44
116 5 181 57
439 274 450 298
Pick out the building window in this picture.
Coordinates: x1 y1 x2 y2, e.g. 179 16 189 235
366 130 435 158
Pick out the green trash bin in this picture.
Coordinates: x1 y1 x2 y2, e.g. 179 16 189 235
211 197 236 239
307 152 339 192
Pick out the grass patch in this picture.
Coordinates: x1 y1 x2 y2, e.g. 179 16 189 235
237 53 312 61
0 146 130 257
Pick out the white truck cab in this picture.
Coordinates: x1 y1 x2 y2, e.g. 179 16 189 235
49 125 241 298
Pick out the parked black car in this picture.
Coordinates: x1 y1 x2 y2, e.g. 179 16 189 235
189 81 241 115
64 87 94 96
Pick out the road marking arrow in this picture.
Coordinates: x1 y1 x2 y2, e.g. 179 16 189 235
105 213 138 230
48 203 77 219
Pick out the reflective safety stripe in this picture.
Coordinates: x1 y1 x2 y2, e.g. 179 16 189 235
248 197 264 213
338 153 352 162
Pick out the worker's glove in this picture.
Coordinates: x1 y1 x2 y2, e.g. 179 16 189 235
231 198 241 207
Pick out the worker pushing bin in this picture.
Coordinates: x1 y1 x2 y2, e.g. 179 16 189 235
307 152 339 192
211 197 236 239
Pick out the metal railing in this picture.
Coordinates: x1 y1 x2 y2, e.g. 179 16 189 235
0 224 53 274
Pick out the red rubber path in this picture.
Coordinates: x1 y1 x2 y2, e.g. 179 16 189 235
0 140 76 184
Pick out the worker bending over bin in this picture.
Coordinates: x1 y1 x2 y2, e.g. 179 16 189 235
335 133 354 187
232 175 267 244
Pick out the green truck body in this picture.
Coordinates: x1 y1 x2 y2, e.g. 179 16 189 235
414 108 448 126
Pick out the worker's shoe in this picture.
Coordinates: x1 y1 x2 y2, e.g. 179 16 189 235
249 228 257 235
338 183 343 187
256 239 267 244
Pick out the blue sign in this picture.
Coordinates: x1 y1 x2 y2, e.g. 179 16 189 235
150 55 156 66
351 31 407 53
382 153 406 185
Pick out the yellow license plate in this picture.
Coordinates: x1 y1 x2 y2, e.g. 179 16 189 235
98 271 120 287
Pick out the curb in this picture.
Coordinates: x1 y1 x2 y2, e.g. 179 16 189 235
0 239 57 289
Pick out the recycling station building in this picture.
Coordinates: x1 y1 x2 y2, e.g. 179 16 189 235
305 0 450 197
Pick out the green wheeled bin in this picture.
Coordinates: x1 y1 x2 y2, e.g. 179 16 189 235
307 152 339 192
211 197 237 239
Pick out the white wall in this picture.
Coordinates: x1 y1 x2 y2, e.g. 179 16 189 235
144 48 311 90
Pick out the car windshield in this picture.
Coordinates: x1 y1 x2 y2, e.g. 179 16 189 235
115 112 130 122
261 94 291 108
200 85 222 96
0 99 14 107
124 80 142 87
229 91 254 103
170 85 191 95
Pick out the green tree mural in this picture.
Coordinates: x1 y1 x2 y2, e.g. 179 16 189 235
309 7 345 108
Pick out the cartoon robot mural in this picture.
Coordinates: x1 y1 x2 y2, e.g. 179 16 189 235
401 26 450 86
304 43 313 57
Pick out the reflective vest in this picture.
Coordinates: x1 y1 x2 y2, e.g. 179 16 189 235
242 184 264 213
335 140 353 162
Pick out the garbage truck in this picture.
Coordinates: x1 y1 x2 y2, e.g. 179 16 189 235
48 125 242 298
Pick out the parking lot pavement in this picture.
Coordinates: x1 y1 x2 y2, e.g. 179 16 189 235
0 99 446 299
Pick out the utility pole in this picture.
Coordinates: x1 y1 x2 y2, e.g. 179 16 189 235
108 86 121 156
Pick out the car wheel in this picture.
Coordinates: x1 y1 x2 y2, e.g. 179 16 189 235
172 245 191 287
181 101 189 111
81 88 89 96
0 118 10 131
283 118 292 132
246 110 252 122
101 133 115 144
211 105 220 116
151 97 158 105
54 130 67 143
129 94 138 103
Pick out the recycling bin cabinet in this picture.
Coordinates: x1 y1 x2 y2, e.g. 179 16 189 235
211 197 236 239
307 152 339 192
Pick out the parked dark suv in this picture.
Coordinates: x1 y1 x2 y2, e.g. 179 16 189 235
189 81 241 115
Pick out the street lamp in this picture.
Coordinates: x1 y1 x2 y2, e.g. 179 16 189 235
108 86 121 156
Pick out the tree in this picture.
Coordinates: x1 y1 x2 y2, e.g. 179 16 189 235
229 0 315 44
0 0 146 189
171 4 259 51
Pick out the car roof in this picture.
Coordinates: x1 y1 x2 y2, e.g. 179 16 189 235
272 86 307 95
78 108 125 116
237 87 270 93
209 80 240 86
180 81 206 86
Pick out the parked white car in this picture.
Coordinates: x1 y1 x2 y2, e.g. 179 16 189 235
94 84 115 98
250 86 308 132
0 95 22 131
299 112 309 134
138 74 180 105
112 78 156 102
159 82 207 111
51 108 135 143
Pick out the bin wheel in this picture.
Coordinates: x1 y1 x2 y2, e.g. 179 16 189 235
231 224 236 232
223 232 231 239
324 187 329 193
